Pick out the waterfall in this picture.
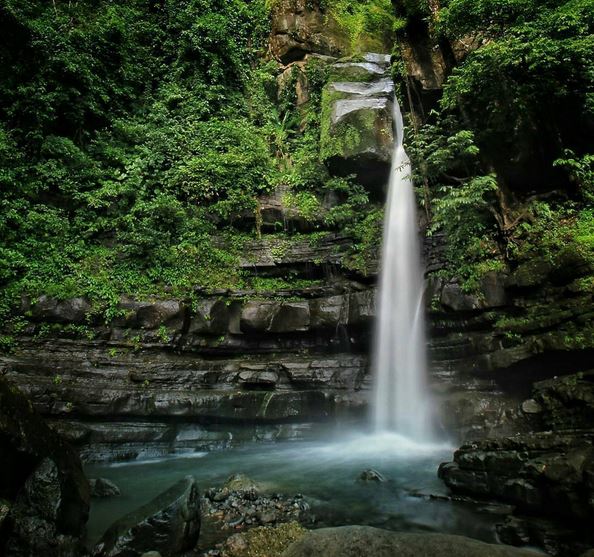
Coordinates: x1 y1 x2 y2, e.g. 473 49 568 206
372 96 434 441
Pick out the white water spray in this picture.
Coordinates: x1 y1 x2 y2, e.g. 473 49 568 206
372 96 434 441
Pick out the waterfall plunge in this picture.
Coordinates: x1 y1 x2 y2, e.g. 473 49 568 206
372 96 434 441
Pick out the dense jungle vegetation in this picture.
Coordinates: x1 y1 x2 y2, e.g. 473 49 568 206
0 0 593 345
407 0 594 293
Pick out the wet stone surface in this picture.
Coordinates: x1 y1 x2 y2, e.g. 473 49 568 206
202 487 314 532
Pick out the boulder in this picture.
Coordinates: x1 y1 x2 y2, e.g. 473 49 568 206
358 469 386 483
309 295 346 330
480 271 508 308
320 56 394 194
240 301 280 333
31 295 91 324
111 298 186 331
440 282 482 312
507 260 553 289
438 431 594 522
222 522 306 557
93 475 200 557
90 478 121 498
532 371 594 430
348 290 376 325
136 300 185 330
189 299 232 335
321 96 393 193
269 0 348 64
269 302 310 333
0 377 90 557
281 526 541 556
224 474 261 493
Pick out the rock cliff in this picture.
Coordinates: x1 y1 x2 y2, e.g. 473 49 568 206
0 1 592 467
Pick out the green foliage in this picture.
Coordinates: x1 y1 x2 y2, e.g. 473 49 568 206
437 0 594 174
508 202 594 267
408 112 505 291
343 208 384 275
283 191 324 223
326 0 398 53
554 151 594 203
409 0 594 293
0 0 273 326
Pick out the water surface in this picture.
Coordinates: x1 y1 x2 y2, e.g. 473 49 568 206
87 432 501 549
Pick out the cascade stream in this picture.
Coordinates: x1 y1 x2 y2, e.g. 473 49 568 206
372 96 434 441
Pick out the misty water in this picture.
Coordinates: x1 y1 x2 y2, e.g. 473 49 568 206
86 433 502 549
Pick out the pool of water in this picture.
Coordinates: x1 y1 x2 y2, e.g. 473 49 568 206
86 432 501 550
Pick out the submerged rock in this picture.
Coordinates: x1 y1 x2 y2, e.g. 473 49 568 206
281 526 541 556
224 474 261 493
93 475 200 557
90 478 121 498
358 469 386 483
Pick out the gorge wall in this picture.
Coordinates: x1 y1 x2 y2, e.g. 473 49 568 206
1 0 592 464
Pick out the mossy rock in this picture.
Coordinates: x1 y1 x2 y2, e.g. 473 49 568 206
327 63 385 83
222 521 307 557
320 85 393 194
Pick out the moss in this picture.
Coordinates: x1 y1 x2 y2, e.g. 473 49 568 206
326 64 382 83
223 521 307 557
320 84 390 163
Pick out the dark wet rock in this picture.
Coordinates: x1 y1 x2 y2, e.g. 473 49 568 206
190 299 234 335
440 282 483 312
532 371 594 430
281 526 541 556
203 484 313 534
438 431 594 522
111 299 186 332
439 274 509 312
507 260 553 289
497 515 592 557
269 302 310 333
236 232 353 270
0 377 89 557
480 271 508 308
31 295 91 324
348 290 376 325
309 295 346 330
399 23 448 92
240 301 279 333
136 300 185 330
549 247 593 286
90 478 121 498
358 469 386 483
93 475 200 557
